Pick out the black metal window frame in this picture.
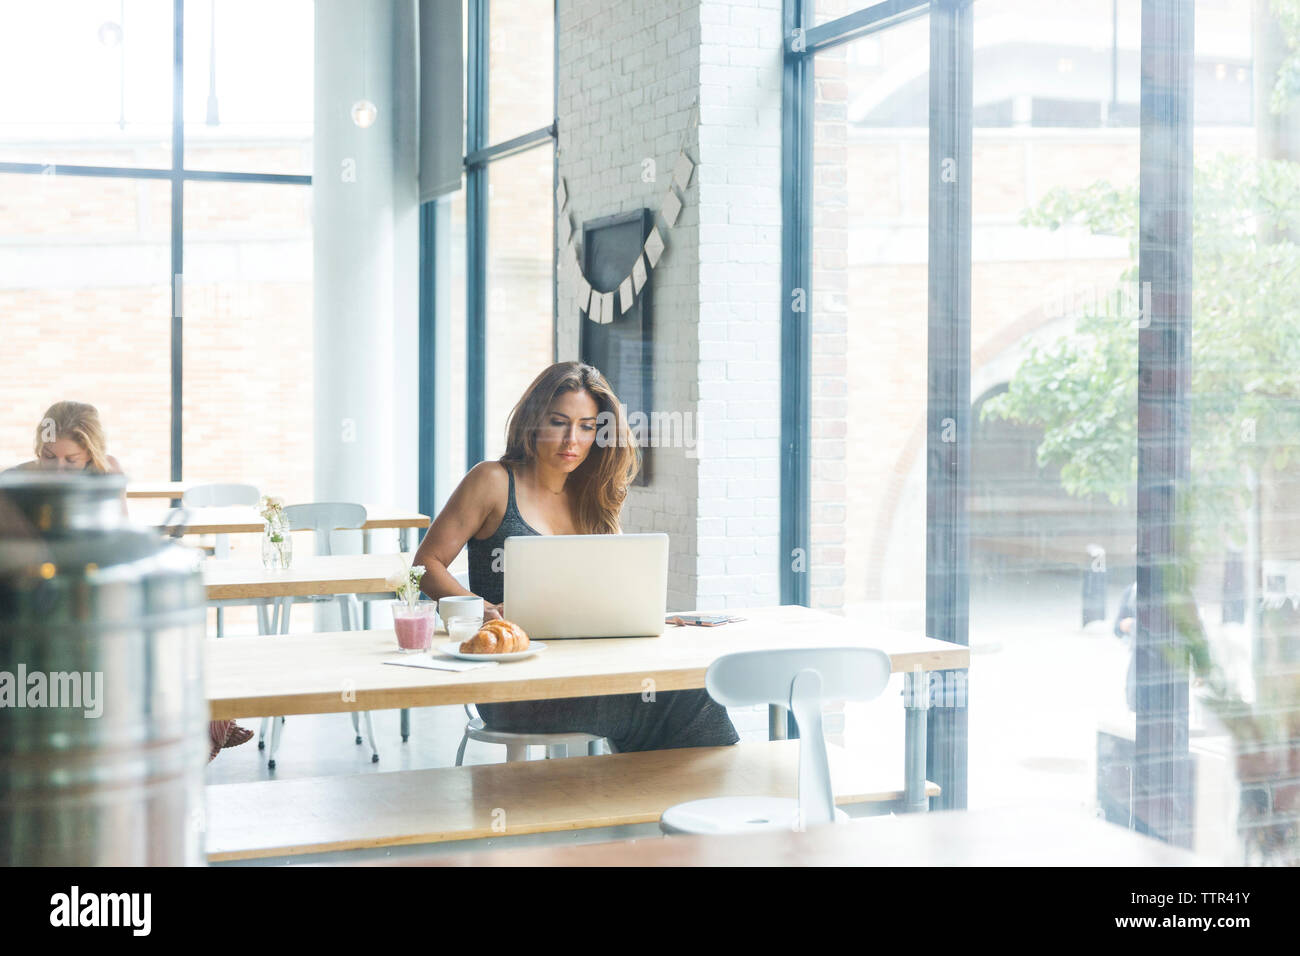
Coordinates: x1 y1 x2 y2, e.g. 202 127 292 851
781 0 1197 831
0 0 311 482
419 0 559 517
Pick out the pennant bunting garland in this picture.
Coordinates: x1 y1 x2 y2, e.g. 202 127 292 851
661 188 682 228
672 151 694 191
619 276 635 314
644 226 665 269
556 103 699 324
631 253 648 294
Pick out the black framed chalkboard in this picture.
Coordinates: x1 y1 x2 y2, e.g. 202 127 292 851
580 208 653 485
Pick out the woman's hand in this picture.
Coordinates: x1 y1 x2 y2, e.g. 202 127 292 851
483 602 504 622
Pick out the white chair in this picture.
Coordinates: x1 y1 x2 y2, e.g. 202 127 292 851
454 704 611 765
659 646 891 835
258 502 379 770
183 483 260 636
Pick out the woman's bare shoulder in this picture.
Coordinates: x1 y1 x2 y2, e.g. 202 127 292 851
452 461 511 522
104 455 123 475
464 460 509 496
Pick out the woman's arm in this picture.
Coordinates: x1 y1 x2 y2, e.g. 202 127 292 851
412 462 504 618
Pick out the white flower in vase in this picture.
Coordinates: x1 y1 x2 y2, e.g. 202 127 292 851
388 563 427 613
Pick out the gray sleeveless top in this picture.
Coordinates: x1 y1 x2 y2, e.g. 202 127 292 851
467 463 540 606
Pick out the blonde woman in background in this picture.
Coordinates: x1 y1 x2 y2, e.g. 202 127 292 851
12 400 123 474
10 401 253 761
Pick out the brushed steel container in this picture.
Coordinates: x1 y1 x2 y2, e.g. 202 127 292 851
0 471 208 865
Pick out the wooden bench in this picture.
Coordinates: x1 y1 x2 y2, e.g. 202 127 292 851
205 740 940 862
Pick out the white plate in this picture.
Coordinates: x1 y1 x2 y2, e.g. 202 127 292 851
436 641 547 662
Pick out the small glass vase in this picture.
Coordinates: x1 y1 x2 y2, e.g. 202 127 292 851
392 600 437 653
261 518 293 569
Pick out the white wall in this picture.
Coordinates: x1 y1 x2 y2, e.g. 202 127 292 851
312 0 420 628
313 0 420 512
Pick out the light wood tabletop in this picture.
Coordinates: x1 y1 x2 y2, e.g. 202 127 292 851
131 503 430 535
125 480 192 499
397 806 1208 867
203 551 420 601
206 604 968 720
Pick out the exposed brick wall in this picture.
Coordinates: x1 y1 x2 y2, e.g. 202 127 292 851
695 0 784 610
554 0 784 611
555 0 704 610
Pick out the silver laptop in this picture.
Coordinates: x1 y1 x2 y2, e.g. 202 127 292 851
503 533 669 639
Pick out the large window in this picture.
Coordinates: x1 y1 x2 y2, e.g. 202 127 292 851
423 0 556 509
0 173 172 476
0 0 312 487
787 0 1300 863
485 147 556 461
967 0 1140 827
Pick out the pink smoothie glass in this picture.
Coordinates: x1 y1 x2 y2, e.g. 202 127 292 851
392 601 437 652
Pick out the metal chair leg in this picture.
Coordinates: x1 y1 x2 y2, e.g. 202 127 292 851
362 711 379 763
505 743 528 762
216 606 225 638
351 710 362 745
588 739 603 756
258 717 268 750
455 734 469 766
268 715 285 770
275 596 292 634
400 708 410 742
545 744 568 759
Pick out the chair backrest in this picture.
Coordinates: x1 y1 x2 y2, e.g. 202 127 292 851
182 483 260 508
705 647 892 828
282 503 367 556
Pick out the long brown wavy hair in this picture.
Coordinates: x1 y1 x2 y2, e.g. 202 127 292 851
33 401 112 473
499 362 639 535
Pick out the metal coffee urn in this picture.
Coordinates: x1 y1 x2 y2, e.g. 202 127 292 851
0 472 208 865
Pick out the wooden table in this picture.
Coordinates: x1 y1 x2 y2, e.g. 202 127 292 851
204 551 466 744
205 551 422 603
133 503 430 545
394 806 1206 866
125 480 192 500
206 604 969 812
203 551 463 634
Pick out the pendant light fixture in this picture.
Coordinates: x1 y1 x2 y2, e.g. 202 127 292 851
351 4 377 128
205 0 220 125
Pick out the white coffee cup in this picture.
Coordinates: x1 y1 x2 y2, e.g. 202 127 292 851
438 595 484 629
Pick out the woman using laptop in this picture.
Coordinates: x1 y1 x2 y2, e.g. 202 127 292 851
414 361 739 753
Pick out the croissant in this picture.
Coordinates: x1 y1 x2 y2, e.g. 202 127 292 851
460 618 530 654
